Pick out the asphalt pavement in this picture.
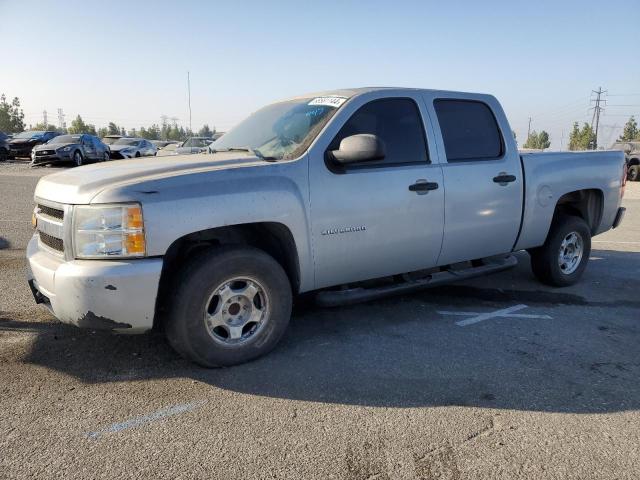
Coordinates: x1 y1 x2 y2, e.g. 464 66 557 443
1 162 639 479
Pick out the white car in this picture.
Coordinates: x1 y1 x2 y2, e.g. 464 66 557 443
109 138 157 159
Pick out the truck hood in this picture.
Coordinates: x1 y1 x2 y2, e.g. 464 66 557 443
34 152 266 204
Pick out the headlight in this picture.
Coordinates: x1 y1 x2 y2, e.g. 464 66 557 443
62 146 71 152
73 204 146 258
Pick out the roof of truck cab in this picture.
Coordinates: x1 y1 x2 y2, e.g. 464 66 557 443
285 87 491 101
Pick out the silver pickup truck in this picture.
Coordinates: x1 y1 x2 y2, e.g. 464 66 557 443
27 87 627 366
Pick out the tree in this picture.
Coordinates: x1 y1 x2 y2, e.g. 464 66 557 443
0 94 25 133
107 122 120 135
618 116 638 142
67 115 96 135
31 122 65 133
198 124 215 138
523 130 551 150
97 127 108 138
568 122 595 151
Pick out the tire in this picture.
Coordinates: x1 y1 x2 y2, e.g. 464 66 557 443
165 246 292 367
529 214 591 287
135 151 141 158
103 151 110 162
73 151 83 167
628 165 639 182
0 148 7 162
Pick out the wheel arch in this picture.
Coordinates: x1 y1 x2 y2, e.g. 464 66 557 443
552 188 603 235
153 222 301 329
628 157 640 167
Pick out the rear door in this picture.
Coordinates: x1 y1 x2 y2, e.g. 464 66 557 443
425 94 523 264
308 94 445 289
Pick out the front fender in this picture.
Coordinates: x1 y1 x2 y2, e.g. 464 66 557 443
91 157 314 291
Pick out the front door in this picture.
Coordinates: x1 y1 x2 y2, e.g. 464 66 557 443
309 95 445 289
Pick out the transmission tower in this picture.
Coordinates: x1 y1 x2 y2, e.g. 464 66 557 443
589 87 606 150
57 108 66 130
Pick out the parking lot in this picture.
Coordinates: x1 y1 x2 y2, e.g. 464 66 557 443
1 162 639 479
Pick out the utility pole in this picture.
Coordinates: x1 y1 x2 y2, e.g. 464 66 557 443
560 130 565 151
590 87 606 150
527 117 532 144
42 110 48 127
187 71 192 134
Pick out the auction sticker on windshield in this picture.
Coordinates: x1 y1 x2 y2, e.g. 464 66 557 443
308 96 347 108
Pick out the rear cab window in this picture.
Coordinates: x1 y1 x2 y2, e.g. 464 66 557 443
433 99 504 162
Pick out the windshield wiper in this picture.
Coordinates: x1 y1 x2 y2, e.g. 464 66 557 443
209 147 278 162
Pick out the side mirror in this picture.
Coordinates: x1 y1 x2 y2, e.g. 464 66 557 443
330 134 385 165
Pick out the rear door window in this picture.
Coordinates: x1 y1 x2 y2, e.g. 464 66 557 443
434 99 503 162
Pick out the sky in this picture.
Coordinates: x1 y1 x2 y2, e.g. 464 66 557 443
2 0 639 149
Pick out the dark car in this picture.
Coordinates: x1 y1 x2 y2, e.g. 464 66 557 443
610 141 640 181
31 134 111 167
8 130 60 158
0 132 9 161
109 138 157 159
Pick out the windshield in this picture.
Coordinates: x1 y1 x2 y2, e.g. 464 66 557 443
14 131 44 139
113 138 140 146
48 135 80 144
210 96 347 160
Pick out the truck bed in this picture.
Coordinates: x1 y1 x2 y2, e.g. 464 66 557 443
515 150 625 251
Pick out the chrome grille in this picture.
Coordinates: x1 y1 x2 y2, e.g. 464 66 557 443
37 204 64 220
35 202 66 255
39 231 64 252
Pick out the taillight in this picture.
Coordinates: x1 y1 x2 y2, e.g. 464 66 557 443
621 163 627 199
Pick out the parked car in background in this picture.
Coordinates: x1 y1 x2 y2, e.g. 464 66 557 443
150 140 177 149
175 136 214 155
31 134 110 167
610 141 640 181
101 135 123 145
109 138 157 159
0 132 9 161
8 131 60 158
157 142 181 156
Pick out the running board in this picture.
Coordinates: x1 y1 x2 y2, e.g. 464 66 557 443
315 255 518 307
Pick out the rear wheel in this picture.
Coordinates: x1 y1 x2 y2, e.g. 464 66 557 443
73 151 83 167
103 151 110 162
628 165 639 182
135 151 141 158
0 148 7 162
529 214 591 287
165 246 292 367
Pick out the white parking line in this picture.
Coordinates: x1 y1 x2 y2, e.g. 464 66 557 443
87 400 207 439
593 240 640 245
438 304 552 327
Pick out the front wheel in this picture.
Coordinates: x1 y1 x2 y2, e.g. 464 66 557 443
529 214 591 287
73 151 83 167
103 151 110 162
628 165 639 182
165 246 292 367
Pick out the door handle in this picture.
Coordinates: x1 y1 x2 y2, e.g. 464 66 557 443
409 180 439 194
493 173 516 184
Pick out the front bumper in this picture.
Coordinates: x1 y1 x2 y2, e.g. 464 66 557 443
32 152 69 165
9 145 35 157
26 235 163 333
